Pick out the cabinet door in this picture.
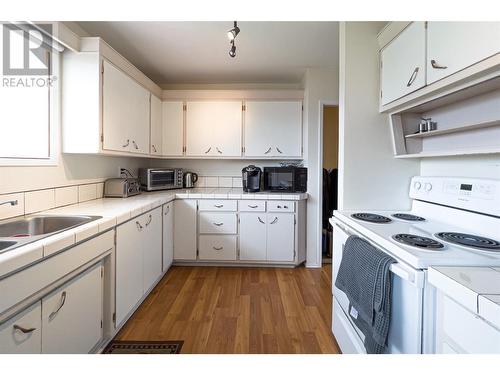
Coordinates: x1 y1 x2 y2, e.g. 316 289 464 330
380 22 426 105
239 213 267 261
142 208 163 293
266 213 295 262
162 202 174 271
245 101 302 158
0 302 41 354
42 263 103 353
102 60 150 154
186 101 242 157
427 22 500 84
162 101 184 156
116 218 143 326
173 199 197 260
150 94 163 155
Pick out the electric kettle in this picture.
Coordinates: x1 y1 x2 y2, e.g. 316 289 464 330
183 172 198 188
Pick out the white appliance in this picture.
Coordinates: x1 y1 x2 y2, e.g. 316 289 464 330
331 176 500 354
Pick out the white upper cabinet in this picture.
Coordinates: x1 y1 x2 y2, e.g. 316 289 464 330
185 101 242 157
244 101 303 158
150 94 163 155
162 101 184 157
427 22 500 84
102 60 150 155
380 22 426 105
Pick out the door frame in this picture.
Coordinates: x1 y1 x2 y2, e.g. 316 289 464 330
317 101 339 267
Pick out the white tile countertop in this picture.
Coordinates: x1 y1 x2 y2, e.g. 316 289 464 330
428 266 500 329
0 188 307 278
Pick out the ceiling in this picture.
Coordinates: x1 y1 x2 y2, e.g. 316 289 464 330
77 22 339 85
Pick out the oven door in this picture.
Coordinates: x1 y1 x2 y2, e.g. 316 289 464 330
264 168 294 192
148 169 176 190
332 220 425 354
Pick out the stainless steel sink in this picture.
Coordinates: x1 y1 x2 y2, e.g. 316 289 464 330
0 215 102 254
0 240 17 251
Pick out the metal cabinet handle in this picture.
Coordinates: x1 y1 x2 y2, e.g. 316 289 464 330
49 291 66 321
258 217 265 224
270 217 278 224
13 324 36 334
214 204 224 208
276 147 283 154
164 206 170 215
152 144 157 153
264 147 272 154
132 140 139 150
145 214 152 226
136 221 143 231
216 147 222 154
430 59 448 69
213 246 223 251
284 205 288 209
122 139 130 148
213 222 224 226
248 205 258 208
277 205 282 208
204 147 212 154
406 67 419 87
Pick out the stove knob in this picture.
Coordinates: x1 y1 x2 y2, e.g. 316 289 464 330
413 181 422 190
424 183 433 192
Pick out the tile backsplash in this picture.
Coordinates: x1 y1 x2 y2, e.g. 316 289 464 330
0 182 104 221
196 175 242 188
0 175 241 221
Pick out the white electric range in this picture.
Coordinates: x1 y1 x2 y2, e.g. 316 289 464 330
330 176 500 354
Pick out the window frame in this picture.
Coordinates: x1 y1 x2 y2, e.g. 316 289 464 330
0 41 59 167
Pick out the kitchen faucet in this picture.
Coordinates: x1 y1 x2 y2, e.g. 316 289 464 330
0 200 18 207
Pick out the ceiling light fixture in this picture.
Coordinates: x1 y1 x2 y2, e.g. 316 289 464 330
227 21 240 41
229 40 236 58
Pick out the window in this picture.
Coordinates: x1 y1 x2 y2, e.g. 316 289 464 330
0 22 59 165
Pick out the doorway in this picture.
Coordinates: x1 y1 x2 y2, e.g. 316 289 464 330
321 105 339 264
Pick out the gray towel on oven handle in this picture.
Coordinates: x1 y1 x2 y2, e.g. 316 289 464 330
334 235 396 353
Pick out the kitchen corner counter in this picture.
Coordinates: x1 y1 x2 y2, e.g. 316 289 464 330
428 266 500 328
0 189 308 278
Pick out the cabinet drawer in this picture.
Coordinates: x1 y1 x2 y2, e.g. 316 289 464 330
239 200 266 212
199 212 237 234
267 201 295 213
198 200 237 212
0 301 41 354
199 235 237 261
441 295 500 353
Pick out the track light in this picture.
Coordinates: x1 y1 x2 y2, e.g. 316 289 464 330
227 21 240 41
229 40 236 58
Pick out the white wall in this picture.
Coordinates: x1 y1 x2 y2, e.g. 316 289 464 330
338 22 420 211
0 154 147 195
303 67 339 267
421 155 500 179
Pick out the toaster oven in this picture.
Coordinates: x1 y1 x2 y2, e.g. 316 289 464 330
138 168 184 191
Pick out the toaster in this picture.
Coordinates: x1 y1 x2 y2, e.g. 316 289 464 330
104 178 141 198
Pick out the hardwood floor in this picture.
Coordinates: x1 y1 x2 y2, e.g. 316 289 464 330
116 265 341 354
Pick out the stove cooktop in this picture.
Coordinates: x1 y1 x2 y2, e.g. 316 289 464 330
435 232 500 252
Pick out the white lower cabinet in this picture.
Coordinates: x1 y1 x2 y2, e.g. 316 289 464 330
173 199 197 260
42 263 103 353
162 202 174 271
239 213 267 261
0 302 41 354
199 235 237 261
199 212 237 234
266 213 295 262
142 208 162 293
116 217 143 326
116 208 162 326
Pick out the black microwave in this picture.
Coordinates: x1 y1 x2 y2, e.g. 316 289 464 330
263 167 307 193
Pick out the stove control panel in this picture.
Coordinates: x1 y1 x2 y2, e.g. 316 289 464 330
410 176 500 217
